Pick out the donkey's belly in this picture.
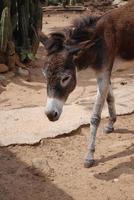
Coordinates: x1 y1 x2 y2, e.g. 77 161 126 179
118 28 134 60
118 41 134 60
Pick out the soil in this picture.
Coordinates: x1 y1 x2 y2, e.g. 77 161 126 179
0 11 134 200
0 114 134 200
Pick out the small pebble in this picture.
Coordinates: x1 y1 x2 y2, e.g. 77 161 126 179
113 178 119 182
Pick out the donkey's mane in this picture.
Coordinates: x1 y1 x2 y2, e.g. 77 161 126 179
73 15 100 30
46 15 101 54
70 15 100 43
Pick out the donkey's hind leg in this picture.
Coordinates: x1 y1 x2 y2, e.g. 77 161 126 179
104 84 116 133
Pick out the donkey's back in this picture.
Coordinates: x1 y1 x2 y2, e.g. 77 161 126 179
96 0 134 60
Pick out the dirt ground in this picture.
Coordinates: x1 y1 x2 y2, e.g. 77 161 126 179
0 11 134 200
0 114 134 200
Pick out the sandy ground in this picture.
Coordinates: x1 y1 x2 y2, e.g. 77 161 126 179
0 114 134 200
0 12 134 200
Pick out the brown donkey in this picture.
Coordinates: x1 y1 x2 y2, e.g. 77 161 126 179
39 1 134 168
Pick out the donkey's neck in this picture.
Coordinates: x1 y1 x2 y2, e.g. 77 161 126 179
68 15 103 71
74 39 104 71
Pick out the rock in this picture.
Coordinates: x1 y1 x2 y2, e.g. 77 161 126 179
16 166 30 177
112 0 128 6
17 67 29 77
32 158 52 175
113 178 119 182
0 75 8 87
0 64 9 73
6 71 15 79
0 75 5 82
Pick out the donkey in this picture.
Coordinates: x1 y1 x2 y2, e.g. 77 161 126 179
39 1 134 168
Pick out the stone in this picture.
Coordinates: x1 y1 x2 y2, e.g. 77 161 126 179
0 105 90 146
0 75 8 87
6 71 15 79
0 75 5 81
112 0 128 6
0 64 8 73
32 158 52 175
0 66 134 146
113 178 119 182
17 67 29 77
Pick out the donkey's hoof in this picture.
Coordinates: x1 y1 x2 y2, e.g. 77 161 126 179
84 159 95 168
104 126 114 134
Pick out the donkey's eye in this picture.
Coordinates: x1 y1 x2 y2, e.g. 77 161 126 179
61 75 71 87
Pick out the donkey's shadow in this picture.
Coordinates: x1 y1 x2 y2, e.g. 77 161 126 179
94 144 134 181
94 157 134 181
114 128 134 135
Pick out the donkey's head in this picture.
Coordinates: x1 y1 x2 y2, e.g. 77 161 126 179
39 31 80 121
39 16 100 121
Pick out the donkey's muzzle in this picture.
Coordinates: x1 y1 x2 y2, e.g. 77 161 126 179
45 98 64 122
45 110 59 121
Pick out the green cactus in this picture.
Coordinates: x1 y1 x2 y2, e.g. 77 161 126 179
3 0 11 8
0 7 9 52
30 0 42 54
0 0 43 63
11 0 18 32
20 5 30 49
11 13 18 32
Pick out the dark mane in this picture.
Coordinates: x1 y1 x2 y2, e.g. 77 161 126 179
73 15 100 30
46 15 101 54
70 15 101 43
70 15 103 70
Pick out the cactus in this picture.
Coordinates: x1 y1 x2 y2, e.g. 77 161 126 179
30 0 42 54
0 0 13 52
0 0 43 65
3 0 11 8
0 7 9 52
11 0 18 32
20 5 30 49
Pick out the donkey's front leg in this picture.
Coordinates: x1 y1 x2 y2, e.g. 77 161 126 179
104 84 116 133
84 71 110 168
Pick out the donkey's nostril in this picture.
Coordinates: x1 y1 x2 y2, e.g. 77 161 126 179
53 111 58 118
45 109 59 121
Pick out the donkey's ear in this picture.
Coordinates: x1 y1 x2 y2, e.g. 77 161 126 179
50 32 65 40
80 40 95 49
38 31 49 47
45 32 66 54
67 41 90 55
50 32 65 49
68 47 81 55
